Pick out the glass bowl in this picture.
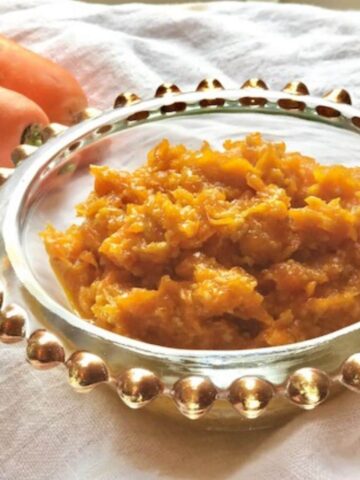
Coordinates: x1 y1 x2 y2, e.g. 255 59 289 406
2 80 360 431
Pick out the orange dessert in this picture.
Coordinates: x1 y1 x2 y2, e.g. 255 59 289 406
42 133 360 349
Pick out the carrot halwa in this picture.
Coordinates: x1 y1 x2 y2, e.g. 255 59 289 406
42 133 360 349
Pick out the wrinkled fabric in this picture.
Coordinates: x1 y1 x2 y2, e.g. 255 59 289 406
1 1 360 479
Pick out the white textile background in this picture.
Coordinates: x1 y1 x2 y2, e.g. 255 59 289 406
1 1 360 479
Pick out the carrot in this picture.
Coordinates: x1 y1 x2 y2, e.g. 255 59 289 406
0 34 88 125
0 86 49 168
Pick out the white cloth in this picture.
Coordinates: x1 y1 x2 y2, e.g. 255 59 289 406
1 1 360 479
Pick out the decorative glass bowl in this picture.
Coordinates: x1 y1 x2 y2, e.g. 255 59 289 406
2 79 360 431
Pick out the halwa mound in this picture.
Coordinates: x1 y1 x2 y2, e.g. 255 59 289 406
42 133 360 349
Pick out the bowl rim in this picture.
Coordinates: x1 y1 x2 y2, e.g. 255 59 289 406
3 87 360 361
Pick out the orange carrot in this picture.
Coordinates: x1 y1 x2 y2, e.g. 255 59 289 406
0 86 49 168
0 34 88 125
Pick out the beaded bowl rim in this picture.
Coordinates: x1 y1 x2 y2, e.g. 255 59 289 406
3 81 360 360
